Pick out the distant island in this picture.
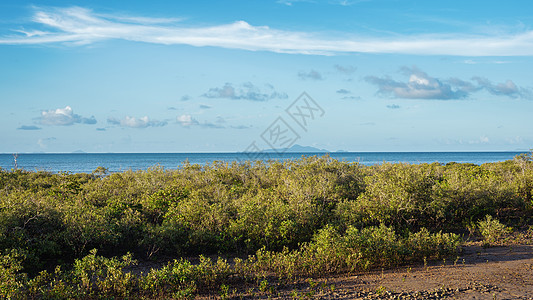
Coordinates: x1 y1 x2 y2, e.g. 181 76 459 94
263 144 329 153
72 150 87 154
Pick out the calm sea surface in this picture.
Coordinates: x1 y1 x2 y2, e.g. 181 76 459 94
0 152 526 174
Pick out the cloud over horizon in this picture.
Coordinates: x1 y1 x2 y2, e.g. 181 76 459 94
203 82 287 101
366 66 531 100
177 114 224 129
17 125 42 130
39 106 96 126
3 6 533 56
176 114 199 127
107 116 167 128
298 70 323 80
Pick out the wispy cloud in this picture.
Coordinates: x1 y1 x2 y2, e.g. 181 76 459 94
203 82 287 101
98 14 184 25
39 106 96 126
334 64 357 74
337 88 361 100
461 59 511 65
278 0 370 6
298 70 323 80
341 96 361 100
231 125 252 129
177 114 224 129
276 0 312 6
37 137 56 148
107 116 167 128
336 0 372 5
336 89 351 94
366 66 532 100
472 77 532 99
3 6 533 56
468 135 490 144
446 77 480 93
201 123 225 129
17 125 41 130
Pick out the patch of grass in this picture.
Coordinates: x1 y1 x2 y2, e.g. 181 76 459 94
477 215 512 246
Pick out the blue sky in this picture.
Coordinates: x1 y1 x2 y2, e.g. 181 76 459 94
1 0 532 153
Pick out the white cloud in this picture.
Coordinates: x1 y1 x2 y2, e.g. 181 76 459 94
122 116 149 128
177 114 199 127
469 135 490 144
365 67 469 100
39 106 96 126
2 6 533 56
107 116 167 128
506 136 524 144
365 66 532 100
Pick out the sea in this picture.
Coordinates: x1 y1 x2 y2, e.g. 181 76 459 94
0 152 527 174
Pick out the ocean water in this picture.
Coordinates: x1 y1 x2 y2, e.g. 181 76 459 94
0 152 526 174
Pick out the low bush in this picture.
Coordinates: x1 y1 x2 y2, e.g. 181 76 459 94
477 215 512 245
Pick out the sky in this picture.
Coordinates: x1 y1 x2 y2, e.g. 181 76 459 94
1 0 533 153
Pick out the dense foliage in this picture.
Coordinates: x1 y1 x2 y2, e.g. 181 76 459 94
0 154 532 298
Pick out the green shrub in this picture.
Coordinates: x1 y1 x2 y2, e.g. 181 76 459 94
477 215 512 245
405 228 461 259
243 224 461 279
26 266 77 299
0 250 27 299
140 255 231 296
340 163 441 229
72 249 137 297
434 163 519 227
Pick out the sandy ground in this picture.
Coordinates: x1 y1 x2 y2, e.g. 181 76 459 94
259 244 533 299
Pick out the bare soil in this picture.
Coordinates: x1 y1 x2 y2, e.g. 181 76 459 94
228 244 533 299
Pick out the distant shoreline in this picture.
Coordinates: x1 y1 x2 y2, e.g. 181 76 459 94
0 150 527 155
0 151 528 174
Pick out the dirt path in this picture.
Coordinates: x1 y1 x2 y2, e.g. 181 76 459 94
267 244 533 299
